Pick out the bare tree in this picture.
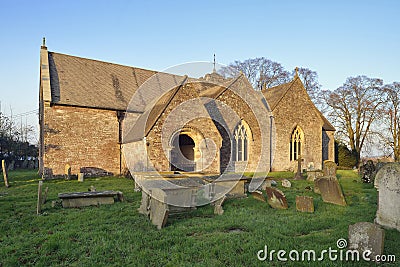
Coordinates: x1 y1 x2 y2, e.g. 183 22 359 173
219 57 290 90
380 82 400 161
325 76 384 165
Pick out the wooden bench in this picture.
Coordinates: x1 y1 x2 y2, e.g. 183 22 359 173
58 190 124 208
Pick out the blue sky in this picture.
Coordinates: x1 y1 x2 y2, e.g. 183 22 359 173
0 0 399 142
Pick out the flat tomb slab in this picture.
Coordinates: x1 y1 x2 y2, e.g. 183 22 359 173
58 191 123 208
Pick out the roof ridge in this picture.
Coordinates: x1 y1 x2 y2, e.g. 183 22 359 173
268 77 298 110
213 72 245 99
144 76 189 136
49 51 159 74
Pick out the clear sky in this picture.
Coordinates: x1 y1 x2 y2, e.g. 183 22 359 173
0 0 399 143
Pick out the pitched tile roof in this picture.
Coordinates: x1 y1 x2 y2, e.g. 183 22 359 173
262 77 335 131
48 51 159 111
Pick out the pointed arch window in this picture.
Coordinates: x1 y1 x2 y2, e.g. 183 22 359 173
290 126 304 161
233 121 249 162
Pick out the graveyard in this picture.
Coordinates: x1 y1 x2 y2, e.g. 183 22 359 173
0 169 399 266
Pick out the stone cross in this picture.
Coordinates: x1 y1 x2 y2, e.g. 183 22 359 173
294 156 304 180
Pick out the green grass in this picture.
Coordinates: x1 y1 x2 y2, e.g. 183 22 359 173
0 170 399 266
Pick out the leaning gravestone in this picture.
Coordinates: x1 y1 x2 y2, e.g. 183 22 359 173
315 176 346 206
265 187 288 209
251 190 266 202
323 160 337 177
296 196 314 213
348 222 385 260
138 190 151 216
149 188 169 229
213 195 226 215
2 160 10 188
374 163 400 231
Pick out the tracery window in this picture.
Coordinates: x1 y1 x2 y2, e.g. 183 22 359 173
290 126 304 161
233 121 248 161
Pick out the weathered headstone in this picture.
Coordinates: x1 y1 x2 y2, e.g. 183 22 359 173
361 160 376 183
138 190 151 216
2 160 10 188
307 170 323 181
37 181 43 214
307 162 315 170
213 195 226 215
374 163 400 231
265 187 288 209
28 160 35 169
348 222 385 260
64 164 71 180
294 157 304 180
8 160 15 171
313 184 320 194
296 196 314 213
78 173 84 182
149 188 169 229
315 176 346 206
41 187 49 205
323 160 337 177
281 179 291 188
21 159 28 169
251 190 266 202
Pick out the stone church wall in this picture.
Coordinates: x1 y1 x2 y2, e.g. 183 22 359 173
272 80 331 171
42 105 121 176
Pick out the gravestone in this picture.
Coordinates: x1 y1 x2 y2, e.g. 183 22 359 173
28 160 35 169
281 179 291 188
348 222 385 260
213 195 226 215
265 187 288 209
64 164 71 180
8 160 15 171
307 170 323 181
138 190 151 216
21 159 28 169
323 160 337 177
374 163 400 231
315 176 346 206
2 160 10 188
149 188 169 229
307 162 315 170
37 181 43 214
251 190 266 202
78 173 84 182
361 160 376 183
314 182 321 194
296 196 314 213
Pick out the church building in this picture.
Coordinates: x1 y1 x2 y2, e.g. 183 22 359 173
38 42 335 178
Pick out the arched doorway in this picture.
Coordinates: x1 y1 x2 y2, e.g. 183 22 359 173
170 134 195 172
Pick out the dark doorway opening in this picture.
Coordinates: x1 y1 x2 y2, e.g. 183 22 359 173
170 134 195 172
